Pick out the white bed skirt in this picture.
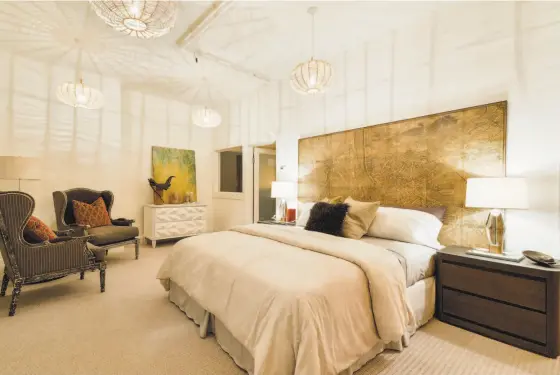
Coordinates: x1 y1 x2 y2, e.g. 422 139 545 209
168 276 435 375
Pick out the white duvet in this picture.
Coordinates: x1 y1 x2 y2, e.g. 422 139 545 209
157 224 416 375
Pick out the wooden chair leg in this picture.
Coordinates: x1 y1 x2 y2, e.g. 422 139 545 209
1 269 9 297
135 239 140 260
9 279 22 316
80 271 85 280
99 264 106 293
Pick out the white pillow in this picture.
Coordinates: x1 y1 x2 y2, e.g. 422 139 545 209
296 202 316 227
367 207 443 249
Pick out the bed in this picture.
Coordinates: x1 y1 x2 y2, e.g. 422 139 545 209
157 101 506 374
157 223 437 375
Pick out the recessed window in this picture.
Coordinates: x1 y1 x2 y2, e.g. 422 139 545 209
219 148 243 193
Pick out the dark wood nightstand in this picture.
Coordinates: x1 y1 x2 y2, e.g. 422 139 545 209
437 246 560 358
257 220 296 226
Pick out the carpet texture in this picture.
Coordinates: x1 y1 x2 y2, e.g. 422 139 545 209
0 245 558 375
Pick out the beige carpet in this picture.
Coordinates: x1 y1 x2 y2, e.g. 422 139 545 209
1 245 558 375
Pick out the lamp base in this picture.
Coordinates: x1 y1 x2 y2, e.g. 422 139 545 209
278 199 287 222
486 209 505 254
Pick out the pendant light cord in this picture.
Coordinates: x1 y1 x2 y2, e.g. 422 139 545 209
311 11 315 59
77 48 83 84
196 55 212 108
206 79 213 105
75 5 91 85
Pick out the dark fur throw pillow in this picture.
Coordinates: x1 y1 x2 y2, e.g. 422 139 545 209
304 202 349 237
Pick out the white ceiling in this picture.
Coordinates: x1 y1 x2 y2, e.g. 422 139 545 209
0 1 435 104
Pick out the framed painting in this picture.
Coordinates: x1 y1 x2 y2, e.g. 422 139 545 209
152 146 197 204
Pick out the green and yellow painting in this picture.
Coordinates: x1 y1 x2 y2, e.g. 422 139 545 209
152 146 197 204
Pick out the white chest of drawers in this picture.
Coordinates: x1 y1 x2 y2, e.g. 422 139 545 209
144 203 207 248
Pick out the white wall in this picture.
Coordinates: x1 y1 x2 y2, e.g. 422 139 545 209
0 52 214 234
218 2 560 255
121 90 215 232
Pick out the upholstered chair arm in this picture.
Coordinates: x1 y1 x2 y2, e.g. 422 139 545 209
54 229 76 237
49 237 73 244
64 223 90 236
111 218 135 227
17 237 94 277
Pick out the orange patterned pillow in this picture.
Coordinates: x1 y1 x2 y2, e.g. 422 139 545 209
72 197 112 228
25 216 57 242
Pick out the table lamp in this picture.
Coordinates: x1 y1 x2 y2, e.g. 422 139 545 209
465 177 528 253
0 156 41 191
271 181 296 222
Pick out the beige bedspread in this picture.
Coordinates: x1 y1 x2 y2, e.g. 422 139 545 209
157 224 415 375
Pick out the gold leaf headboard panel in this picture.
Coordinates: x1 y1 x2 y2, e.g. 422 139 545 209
298 101 507 248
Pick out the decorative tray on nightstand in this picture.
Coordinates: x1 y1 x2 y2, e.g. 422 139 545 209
466 249 525 262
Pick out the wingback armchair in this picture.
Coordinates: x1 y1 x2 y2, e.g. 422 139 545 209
53 188 140 259
0 192 106 316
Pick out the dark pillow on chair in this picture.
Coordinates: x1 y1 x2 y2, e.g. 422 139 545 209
305 202 349 237
23 230 44 244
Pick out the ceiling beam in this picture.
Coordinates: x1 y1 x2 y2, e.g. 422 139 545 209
175 1 270 83
175 1 232 48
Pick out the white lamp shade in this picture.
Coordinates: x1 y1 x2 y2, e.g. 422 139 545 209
271 181 297 199
465 178 529 209
0 156 41 180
